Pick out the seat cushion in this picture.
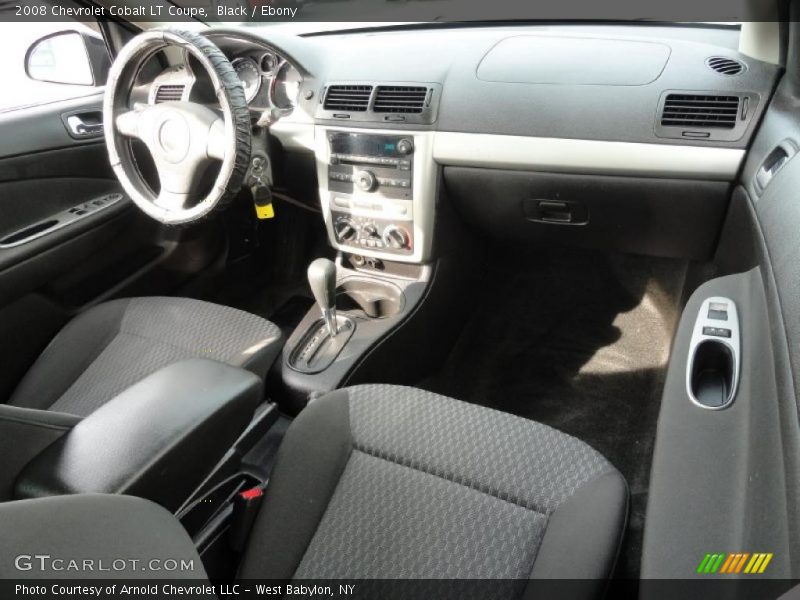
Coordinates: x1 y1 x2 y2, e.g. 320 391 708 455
9 297 283 416
240 384 628 592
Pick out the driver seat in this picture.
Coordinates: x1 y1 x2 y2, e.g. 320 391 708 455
8 296 283 416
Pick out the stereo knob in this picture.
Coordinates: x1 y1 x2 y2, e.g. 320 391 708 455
334 218 357 242
355 170 376 192
397 138 414 155
383 225 410 250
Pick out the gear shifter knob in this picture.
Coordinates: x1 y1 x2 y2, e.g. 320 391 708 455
308 258 338 337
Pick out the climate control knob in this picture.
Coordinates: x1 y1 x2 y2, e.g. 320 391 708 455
334 218 357 242
383 225 410 250
362 224 379 239
354 170 376 192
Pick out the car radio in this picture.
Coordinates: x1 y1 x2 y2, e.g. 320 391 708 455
324 131 417 255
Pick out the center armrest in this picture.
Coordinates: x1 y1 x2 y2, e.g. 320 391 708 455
14 359 263 512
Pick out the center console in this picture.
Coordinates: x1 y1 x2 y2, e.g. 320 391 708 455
14 359 263 511
279 254 434 411
275 123 470 412
316 127 437 264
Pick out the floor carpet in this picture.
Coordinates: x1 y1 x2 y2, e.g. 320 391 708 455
419 246 690 580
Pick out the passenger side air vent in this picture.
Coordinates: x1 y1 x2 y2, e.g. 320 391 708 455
706 56 746 76
373 86 428 114
154 84 185 103
323 85 373 112
660 94 740 129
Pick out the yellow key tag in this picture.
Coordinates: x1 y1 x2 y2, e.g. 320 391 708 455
255 202 274 219
252 186 275 220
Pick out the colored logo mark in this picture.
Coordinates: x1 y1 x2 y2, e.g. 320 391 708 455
697 553 773 574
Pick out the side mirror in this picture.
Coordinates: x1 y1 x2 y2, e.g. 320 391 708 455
25 30 110 87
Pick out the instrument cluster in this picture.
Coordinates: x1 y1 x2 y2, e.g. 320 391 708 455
231 50 303 113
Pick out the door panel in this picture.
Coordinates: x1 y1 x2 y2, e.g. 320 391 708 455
0 95 154 306
0 94 106 159
0 95 224 402
642 23 800 583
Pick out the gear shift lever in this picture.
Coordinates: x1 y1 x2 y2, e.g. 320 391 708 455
308 258 338 337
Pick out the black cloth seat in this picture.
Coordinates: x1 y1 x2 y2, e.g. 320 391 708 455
8 296 283 417
240 384 628 590
0 384 627 597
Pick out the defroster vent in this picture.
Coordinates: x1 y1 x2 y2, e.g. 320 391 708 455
706 56 746 76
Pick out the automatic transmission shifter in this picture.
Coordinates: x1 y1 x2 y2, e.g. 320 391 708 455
289 258 354 373
307 258 338 337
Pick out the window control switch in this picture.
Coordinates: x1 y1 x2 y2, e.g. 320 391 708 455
703 326 731 338
707 302 729 321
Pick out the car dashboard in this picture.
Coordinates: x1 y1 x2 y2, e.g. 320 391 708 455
148 24 779 264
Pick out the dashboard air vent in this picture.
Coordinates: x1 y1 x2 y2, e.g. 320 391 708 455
323 85 372 112
706 56 746 76
373 86 428 114
154 84 185 103
660 94 740 129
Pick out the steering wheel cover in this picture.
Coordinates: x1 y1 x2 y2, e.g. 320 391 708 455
104 29 251 225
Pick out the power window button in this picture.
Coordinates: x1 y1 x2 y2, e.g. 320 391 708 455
707 302 729 321
703 326 731 338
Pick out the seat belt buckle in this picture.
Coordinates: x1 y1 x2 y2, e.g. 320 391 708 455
229 485 265 552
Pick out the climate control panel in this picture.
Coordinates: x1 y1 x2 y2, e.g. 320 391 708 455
332 212 412 252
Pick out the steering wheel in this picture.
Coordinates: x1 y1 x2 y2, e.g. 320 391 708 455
104 29 251 225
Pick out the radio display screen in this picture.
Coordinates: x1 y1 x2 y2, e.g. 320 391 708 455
329 132 405 158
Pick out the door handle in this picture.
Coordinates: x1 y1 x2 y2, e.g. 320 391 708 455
522 199 589 225
61 110 104 139
753 139 797 196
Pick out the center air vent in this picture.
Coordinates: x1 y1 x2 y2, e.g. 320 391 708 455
660 94 740 129
373 86 428 114
154 84 185 103
706 56 746 76
317 81 441 124
323 85 373 112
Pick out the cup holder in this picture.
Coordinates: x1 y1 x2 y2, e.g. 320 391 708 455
336 278 404 319
689 340 734 409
